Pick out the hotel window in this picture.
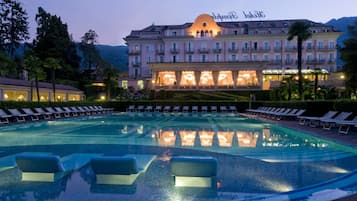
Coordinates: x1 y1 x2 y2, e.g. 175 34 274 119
237 70 258 86
159 56 164 63
275 54 281 62
329 53 334 61
243 55 249 61
318 53 324 61
243 42 249 50
252 54 258 61
134 68 139 78
180 71 196 87
172 31 177 36
147 56 151 63
306 41 312 50
215 42 220 49
275 41 281 49
216 54 220 62
32 92 49 102
318 41 324 49
263 54 269 61
172 56 176 63
253 42 258 50
122 80 128 89
285 41 291 48
264 41 269 50
158 71 176 86
231 55 236 61
307 54 313 61
217 71 234 86
234 30 238 35
172 43 177 50
188 55 192 62
202 55 206 62
137 80 144 90
134 56 139 64
3 90 28 101
134 45 139 51
286 54 291 62
199 71 214 87
329 41 335 49
187 42 192 51
231 42 236 50
159 44 164 51
68 94 80 101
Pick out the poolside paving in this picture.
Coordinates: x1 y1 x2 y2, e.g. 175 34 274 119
241 113 357 201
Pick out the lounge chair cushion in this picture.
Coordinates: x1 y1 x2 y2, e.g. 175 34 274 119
91 157 139 175
16 155 65 173
170 156 217 177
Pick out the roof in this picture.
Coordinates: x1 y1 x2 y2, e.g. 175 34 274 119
0 77 83 92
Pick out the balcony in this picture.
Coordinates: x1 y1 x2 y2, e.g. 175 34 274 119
228 48 238 53
328 59 336 64
269 60 282 65
128 50 141 55
285 59 294 65
305 46 314 52
212 48 222 53
273 47 282 52
251 47 271 53
317 46 335 51
132 62 141 67
241 48 249 53
170 48 180 54
306 59 326 65
285 47 297 52
185 49 195 54
156 49 165 55
198 48 210 53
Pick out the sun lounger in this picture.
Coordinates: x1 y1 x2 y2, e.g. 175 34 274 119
0 109 11 124
335 116 357 134
126 105 135 112
69 107 85 116
192 106 198 113
229 106 237 113
88 106 102 114
210 106 217 113
320 112 353 130
80 106 96 115
34 108 52 120
0 152 53 172
54 107 70 118
144 106 153 112
77 107 91 116
16 153 101 182
8 108 28 122
22 108 41 121
170 156 217 188
219 106 228 113
201 106 208 113
91 154 156 185
63 107 78 117
154 106 162 112
163 106 171 113
182 106 189 113
136 105 144 112
45 107 62 118
298 111 338 126
173 106 180 113
278 109 306 120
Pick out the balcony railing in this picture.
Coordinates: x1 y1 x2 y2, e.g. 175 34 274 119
269 60 282 65
285 47 297 52
128 50 141 55
305 59 326 64
132 62 141 67
185 49 194 54
317 46 335 51
170 48 180 54
241 48 249 53
198 48 210 53
273 47 282 52
251 47 271 53
285 59 294 65
228 48 238 53
212 48 222 53
156 49 165 55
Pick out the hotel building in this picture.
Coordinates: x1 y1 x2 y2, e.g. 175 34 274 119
123 14 341 91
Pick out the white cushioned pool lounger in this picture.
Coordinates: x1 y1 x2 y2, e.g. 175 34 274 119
170 156 218 188
16 153 101 182
91 154 156 185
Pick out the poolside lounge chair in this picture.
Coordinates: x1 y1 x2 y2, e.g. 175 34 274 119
16 153 101 182
81 106 96 115
182 106 189 113
90 154 156 185
69 107 85 116
63 107 78 117
278 109 306 120
0 152 52 172
136 105 144 112
34 108 52 120
173 106 180 113
297 111 338 126
219 106 228 113
144 106 153 112
163 106 171 113
192 106 198 113
229 106 237 113
8 108 28 122
210 106 218 113
92 106 105 114
77 106 91 116
88 106 102 114
126 105 135 112
335 116 357 134
201 106 208 113
45 107 62 118
154 106 162 112
22 108 41 121
170 156 217 188
319 112 352 130
54 107 70 118
0 109 11 124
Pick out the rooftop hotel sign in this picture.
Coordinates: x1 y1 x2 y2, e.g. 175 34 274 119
211 11 266 21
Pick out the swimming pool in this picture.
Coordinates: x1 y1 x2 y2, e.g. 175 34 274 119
0 112 356 200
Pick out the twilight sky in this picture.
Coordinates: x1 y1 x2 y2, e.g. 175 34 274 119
19 0 357 46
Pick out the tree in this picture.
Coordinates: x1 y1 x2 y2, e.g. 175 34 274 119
43 57 61 101
0 51 17 76
103 64 118 100
312 68 322 100
287 21 312 100
340 21 357 97
33 7 80 81
0 0 29 58
279 76 298 100
23 54 46 102
79 29 101 73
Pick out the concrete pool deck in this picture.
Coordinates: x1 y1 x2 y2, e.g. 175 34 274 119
241 113 357 201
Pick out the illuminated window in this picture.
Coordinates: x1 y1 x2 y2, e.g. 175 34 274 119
217 71 234 86
32 92 49 102
68 94 80 101
158 71 176 86
180 71 196 87
237 70 258 86
199 71 214 87
56 93 66 101
3 90 28 101
122 80 128 89
137 80 144 90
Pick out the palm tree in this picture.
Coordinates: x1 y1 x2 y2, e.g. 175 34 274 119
103 65 118 100
313 68 322 100
43 57 62 101
287 21 312 100
23 54 46 102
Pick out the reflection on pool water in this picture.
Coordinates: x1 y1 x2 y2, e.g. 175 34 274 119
0 112 356 201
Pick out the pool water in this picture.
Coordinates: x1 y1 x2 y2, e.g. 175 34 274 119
0 113 356 201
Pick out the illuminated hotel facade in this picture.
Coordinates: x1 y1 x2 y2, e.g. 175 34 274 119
123 14 340 91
